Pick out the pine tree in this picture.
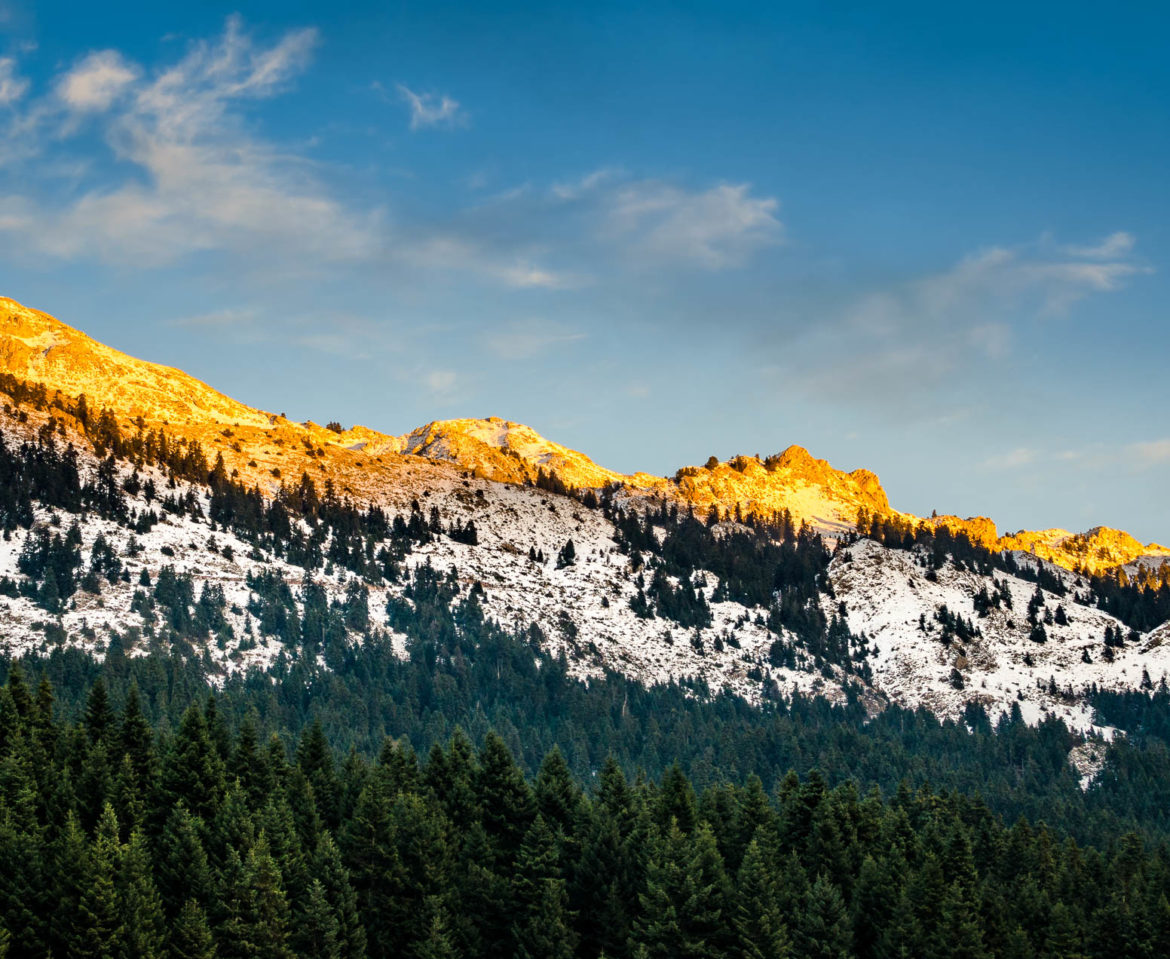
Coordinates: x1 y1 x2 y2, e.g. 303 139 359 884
424 729 480 834
535 747 582 837
314 833 367 959
734 838 790 959
74 804 123 959
300 879 342 959
297 719 340 828
655 764 697 835
341 770 397 959
412 905 460 959
83 679 114 744
1042 901 1084 959
476 731 535 869
851 855 897 959
449 823 510 959
119 683 156 786
511 816 576 959
934 881 989 959
216 835 293 959
170 899 217 959
794 875 851 959
571 807 634 959
157 803 214 916
118 829 166 959
632 820 729 959
159 704 225 825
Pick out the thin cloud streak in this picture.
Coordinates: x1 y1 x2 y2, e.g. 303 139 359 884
395 83 465 130
483 318 585 360
767 233 1152 414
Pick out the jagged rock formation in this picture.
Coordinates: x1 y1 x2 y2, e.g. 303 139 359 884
1000 526 1170 576
0 294 1164 576
666 447 894 531
385 417 631 488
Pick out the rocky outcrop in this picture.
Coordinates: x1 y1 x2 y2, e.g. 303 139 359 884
2 293 1163 576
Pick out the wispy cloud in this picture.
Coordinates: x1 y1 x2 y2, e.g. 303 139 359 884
604 180 781 269
404 236 581 290
0 24 778 295
551 167 620 201
980 447 1038 470
0 16 379 267
1129 439 1170 466
395 83 465 130
1066 230 1135 260
56 50 139 112
0 56 28 105
977 439 1170 479
483 318 585 360
775 233 1151 410
436 168 783 277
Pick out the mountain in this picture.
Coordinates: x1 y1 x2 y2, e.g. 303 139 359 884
0 294 1168 736
5 296 1166 573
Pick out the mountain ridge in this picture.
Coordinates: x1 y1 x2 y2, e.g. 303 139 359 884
0 293 1168 733
1 294 1166 575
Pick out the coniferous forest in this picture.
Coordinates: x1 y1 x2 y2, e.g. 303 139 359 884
4 669 1170 959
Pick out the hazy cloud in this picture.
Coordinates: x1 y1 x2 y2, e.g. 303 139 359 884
1066 231 1135 259
551 167 620 201
403 236 580 290
169 306 260 328
1130 439 1170 465
425 369 458 397
0 57 28 105
605 180 780 269
483 318 585 360
56 50 139 112
980 447 1038 470
771 233 1150 412
396 83 465 130
0 16 376 266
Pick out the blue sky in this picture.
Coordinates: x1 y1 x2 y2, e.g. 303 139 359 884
1 1 1168 542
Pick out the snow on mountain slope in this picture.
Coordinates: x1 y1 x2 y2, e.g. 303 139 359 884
1 390 1167 738
2 294 1163 577
0 400 838 705
2 293 1169 740
827 538 1167 729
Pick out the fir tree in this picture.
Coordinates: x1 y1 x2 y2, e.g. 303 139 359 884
171 899 217 959
511 816 576 959
75 804 124 959
633 820 729 959
118 829 166 959
794 875 851 959
734 838 790 959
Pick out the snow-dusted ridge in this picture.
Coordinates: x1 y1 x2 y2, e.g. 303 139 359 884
4 294 1165 576
0 396 1166 743
0 406 841 707
0 293 1168 745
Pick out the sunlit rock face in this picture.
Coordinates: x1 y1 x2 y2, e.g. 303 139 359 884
1 294 1166 575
